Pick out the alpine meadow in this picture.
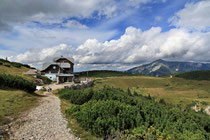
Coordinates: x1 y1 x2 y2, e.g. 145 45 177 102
1 0 210 140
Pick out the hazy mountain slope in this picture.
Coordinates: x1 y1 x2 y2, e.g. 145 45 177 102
127 59 210 76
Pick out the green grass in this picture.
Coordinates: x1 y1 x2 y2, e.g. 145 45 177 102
0 64 34 81
93 76 210 107
0 58 35 82
0 89 39 126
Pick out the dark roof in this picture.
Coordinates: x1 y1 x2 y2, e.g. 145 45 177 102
42 62 57 71
41 62 71 71
53 57 74 63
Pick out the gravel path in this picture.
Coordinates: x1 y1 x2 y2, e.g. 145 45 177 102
8 91 78 140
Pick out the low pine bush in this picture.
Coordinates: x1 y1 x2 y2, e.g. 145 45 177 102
92 87 137 105
0 74 36 92
4 64 10 67
10 62 22 68
59 88 94 105
67 100 143 137
58 87 210 139
37 75 52 84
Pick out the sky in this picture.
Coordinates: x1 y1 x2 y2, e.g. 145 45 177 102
0 0 210 71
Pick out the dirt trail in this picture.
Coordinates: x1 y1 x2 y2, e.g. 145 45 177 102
8 84 78 140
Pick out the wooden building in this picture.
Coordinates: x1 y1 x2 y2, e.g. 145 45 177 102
41 56 74 83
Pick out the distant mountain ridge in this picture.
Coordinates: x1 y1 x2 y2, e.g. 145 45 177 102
126 59 210 76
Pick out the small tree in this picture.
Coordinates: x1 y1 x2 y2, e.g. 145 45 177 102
159 98 166 105
134 91 138 96
127 88 132 96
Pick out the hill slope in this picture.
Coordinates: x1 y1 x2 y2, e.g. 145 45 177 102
175 70 210 81
127 59 210 76
0 58 34 81
76 70 138 77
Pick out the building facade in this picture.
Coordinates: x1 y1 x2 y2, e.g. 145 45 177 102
41 56 74 83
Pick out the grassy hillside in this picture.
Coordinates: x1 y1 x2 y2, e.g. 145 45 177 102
0 59 39 128
94 76 210 106
175 70 210 81
0 58 34 81
76 70 139 77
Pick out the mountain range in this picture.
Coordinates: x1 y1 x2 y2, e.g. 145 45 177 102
126 59 210 76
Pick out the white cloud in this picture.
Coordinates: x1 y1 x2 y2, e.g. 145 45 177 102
0 50 17 59
9 44 75 67
0 0 153 31
63 20 88 29
74 26 210 65
0 23 118 52
36 19 89 29
9 26 210 71
169 0 210 31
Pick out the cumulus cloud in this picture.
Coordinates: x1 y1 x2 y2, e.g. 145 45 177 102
9 44 75 66
73 26 210 65
169 0 210 31
11 26 210 71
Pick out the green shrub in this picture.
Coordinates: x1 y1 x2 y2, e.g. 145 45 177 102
4 64 10 67
0 58 9 63
0 74 36 92
22 64 31 68
68 100 143 137
10 62 22 68
60 87 210 139
159 98 166 104
201 101 208 105
91 87 137 106
175 70 210 81
0 58 31 68
37 75 52 84
59 88 94 105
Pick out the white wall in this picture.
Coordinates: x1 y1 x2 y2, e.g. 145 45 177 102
45 74 57 81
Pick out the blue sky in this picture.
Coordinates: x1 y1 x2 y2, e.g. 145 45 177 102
0 0 210 71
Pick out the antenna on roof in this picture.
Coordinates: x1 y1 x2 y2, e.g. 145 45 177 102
61 55 63 57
